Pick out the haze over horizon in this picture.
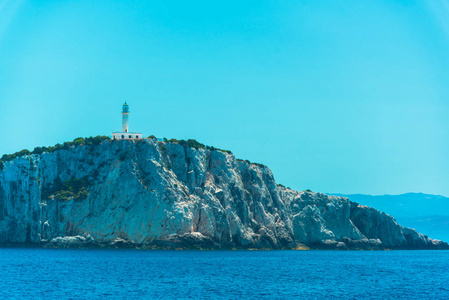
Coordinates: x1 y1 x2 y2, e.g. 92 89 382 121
1 1 448 197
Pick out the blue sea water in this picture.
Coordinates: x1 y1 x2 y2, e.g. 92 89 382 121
0 249 448 299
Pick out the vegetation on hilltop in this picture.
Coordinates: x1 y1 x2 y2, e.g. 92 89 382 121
1 149 32 163
160 138 232 154
159 137 272 172
159 138 274 174
0 136 110 166
0 135 267 174
277 183 291 190
236 158 267 169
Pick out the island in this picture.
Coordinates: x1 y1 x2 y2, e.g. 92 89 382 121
0 136 447 250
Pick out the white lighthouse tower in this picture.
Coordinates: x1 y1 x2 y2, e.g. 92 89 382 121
112 102 143 140
122 102 129 132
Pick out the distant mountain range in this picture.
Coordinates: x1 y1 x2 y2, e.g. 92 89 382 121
330 193 449 242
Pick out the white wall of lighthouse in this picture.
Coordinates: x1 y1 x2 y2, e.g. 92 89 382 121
112 102 142 140
122 112 129 132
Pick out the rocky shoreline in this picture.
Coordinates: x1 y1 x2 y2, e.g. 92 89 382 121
0 138 447 250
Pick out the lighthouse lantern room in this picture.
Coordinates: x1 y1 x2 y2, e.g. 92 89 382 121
112 102 143 140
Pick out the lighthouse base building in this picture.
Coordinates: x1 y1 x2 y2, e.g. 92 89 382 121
112 102 143 140
112 132 143 140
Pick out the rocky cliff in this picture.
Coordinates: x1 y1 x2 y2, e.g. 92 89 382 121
0 138 447 250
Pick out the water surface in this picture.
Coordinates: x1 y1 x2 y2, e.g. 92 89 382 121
1 249 448 299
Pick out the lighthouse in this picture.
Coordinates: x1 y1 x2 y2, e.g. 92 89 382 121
112 102 143 140
122 102 129 132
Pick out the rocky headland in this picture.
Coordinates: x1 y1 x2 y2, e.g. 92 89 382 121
0 137 447 250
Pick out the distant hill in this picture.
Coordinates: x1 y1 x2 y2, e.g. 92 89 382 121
331 193 449 242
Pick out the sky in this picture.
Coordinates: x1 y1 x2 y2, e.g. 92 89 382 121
0 0 448 196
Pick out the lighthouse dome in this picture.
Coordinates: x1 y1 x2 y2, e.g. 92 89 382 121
122 102 129 113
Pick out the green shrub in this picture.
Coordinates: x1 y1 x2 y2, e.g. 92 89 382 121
85 135 110 146
163 137 232 154
42 177 90 201
1 149 31 162
253 162 267 168
277 183 291 190
1 136 111 162
47 136 110 153
32 147 45 155
166 138 205 150
1 154 13 161
18 149 31 156
147 135 157 140
303 189 313 193
179 139 206 150
0 160 4 170
205 145 232 154
47 143 63 153
235 158 266 169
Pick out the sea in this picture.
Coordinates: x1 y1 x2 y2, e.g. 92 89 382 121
0 248 448 299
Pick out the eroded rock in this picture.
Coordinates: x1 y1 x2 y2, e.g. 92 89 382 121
0 139 447 250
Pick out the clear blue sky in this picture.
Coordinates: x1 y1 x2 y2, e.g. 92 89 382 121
1 0 448 196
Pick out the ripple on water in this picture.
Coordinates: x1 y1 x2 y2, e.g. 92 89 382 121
0 249 448 299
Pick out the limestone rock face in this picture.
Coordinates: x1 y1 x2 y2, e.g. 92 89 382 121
0 139 447 250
